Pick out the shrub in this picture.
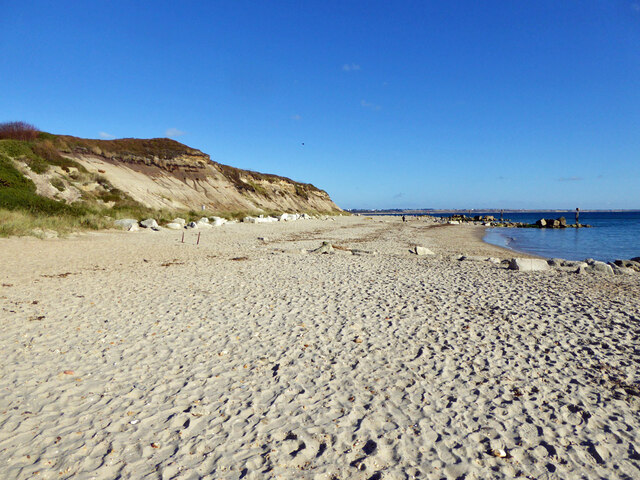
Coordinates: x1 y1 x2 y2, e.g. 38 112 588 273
0 121 39 141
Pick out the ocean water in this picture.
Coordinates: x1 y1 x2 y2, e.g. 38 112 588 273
482 211 640 262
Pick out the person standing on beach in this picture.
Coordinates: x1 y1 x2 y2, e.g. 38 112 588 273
402 215 406 223
575 207 580 225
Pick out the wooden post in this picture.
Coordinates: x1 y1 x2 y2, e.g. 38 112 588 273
197 232 201 245
181 231 184 243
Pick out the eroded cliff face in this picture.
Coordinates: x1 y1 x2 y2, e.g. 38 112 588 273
57 136 341 213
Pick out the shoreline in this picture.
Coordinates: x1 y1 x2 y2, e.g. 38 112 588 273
1 216 639 479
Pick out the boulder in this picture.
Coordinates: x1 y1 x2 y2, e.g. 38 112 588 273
187 221 198 229
172 218 186 226
243 216 258 223
448 220 460 225
559 217 567 227
611 265 634 275
586 261 614 275
536 219 547 227
210 217 227 226
140 218 159 229
411 246 435 256
198 217 210 224
614 259 640 272
114 218 139 230
165 223 183 230
508 258 551 271
631 257 640 263
196 221 212 229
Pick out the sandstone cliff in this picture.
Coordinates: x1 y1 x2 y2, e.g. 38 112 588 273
56 136 342 213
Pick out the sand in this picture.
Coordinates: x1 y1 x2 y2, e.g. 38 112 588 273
1 215 639 479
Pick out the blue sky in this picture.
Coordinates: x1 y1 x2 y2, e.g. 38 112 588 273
2 1 639 209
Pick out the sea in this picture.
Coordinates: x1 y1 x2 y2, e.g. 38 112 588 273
480 211 640 263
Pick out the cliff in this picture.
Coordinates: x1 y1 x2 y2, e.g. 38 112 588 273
0 133 342 216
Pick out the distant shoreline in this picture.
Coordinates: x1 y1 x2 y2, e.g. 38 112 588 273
349 209 640 214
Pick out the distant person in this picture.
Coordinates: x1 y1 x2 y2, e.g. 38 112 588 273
402 215 406 223
575 208 580 225
500 209 504 221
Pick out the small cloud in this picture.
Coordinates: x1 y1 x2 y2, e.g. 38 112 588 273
597 174 604 179
99 131 115 139
165 128 185 138
291 114 302 121
558 176 583 182
497 175 507 180
393 193 404 199
342 63 361 72
361 99 381 111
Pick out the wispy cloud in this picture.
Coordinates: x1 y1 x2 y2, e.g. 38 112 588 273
361 99 381 111
291 114 302 121
99 131 115 139
165 128 185 138
342 63 361 72
393 193 404 199
558 176 583 182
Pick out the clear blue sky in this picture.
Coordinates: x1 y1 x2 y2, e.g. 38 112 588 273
2 1 639 209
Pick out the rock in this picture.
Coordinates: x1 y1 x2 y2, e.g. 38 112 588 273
459 255 489 262
559 216 567 227
187 221 198 229
165 223 183 230
487 257 501 264
172 217 186 226
114 218 139 230
614 259 640 272
210 217 227 226
611 265 634 275
32 228 58 239
586 261 614 275
140 218 159 229
258 237 268 242
243 216 258 223
448 220 460 225
311 242 334 254
547 258 563 267
536 218 547 227
198 217 209 223
351 249 377 256
508 258 551 271
411 246 435 256
631 257 640 263
196 221 212 229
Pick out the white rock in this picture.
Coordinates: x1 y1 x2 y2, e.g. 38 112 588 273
448 220 460 225
172 218 186 226
411 246 435 256
508 258 550 272
114 218 138 230
165 223 183 230
140 218 159 229
198 217 209 223
210 217 227 226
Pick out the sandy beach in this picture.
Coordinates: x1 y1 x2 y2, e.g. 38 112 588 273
1 215 639 479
